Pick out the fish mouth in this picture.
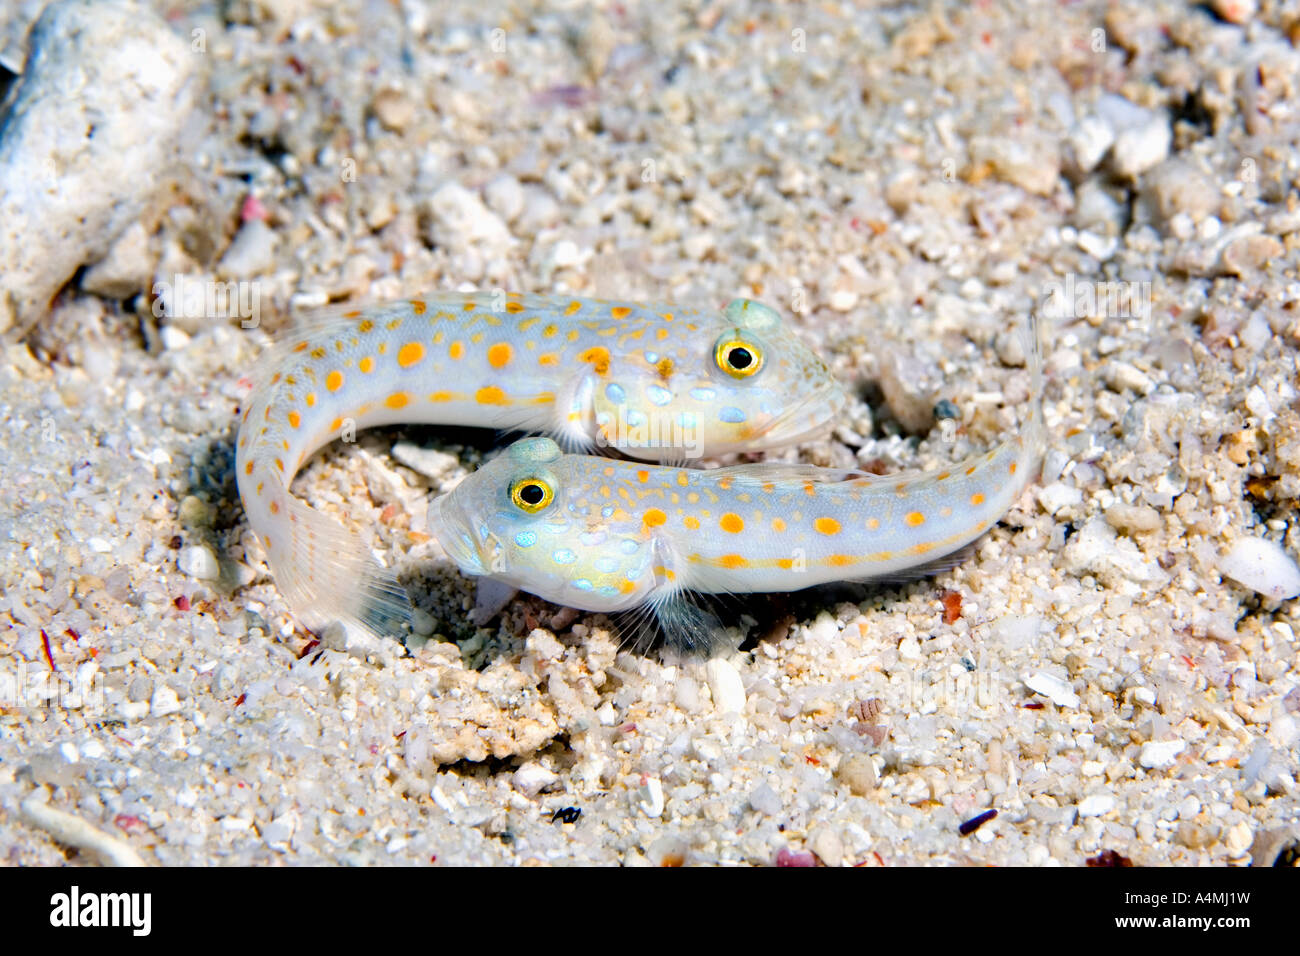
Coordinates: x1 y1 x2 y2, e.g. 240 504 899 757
427 495 487 576
751 383 846 449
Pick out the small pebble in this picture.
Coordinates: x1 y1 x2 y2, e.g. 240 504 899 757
151 684 181 717
1139 739 1186 770
1078 793 1115 817
218 219 278 278
705 658 746 715
1024 671 1080 709
391 443 459 480
1105 502 1162 535
178 545 220 581
808 826 844 866
1038 482 1083 515
1224 821 1253 857
1221 234 1283 277
636 777 665 818
371 87 415 132
933 398 960 420
512 763 558 797
837 754 878 796
1107 105 1170 179
1212 0 1257 25
483 174 525 223
1219 537 1300 600
749 783 782 815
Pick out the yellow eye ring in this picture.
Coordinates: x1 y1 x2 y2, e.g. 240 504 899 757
510 477 554 513
714 337 763 379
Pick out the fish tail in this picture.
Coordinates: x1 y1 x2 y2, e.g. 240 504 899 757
252 470 413 641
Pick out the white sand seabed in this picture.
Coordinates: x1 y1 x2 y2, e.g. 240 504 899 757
0 0 1298 865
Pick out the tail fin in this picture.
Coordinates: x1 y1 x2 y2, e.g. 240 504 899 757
271 484 413 641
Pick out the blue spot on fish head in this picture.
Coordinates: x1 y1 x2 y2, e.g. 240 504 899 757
719 406 747 423
605 382 626 404
646 385 673 407
552 549 577 565
514 531 537 548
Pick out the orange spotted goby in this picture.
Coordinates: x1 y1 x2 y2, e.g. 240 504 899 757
429 316 1045 651
235 291 844 639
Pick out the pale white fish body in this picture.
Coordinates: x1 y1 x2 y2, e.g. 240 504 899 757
234 291 843 639
430 316 1046 651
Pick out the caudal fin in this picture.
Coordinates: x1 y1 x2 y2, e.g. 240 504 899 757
270 487 413 640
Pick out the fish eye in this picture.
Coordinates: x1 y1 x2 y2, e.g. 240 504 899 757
510 477 554 514
714 336 763 379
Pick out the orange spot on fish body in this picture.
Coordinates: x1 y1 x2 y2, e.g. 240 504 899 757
611 306 631 319
643 508 667 527
579 346 610 375
720 513 744 533
398 342 425 368
814 517 840 535
475 386 510 405
906 511 926 527
386 392 410 409
487 343 513 368
326 371 344 392
718 554 748 569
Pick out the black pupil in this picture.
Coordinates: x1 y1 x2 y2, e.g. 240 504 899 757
519 483 545 505
728 347 753 369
